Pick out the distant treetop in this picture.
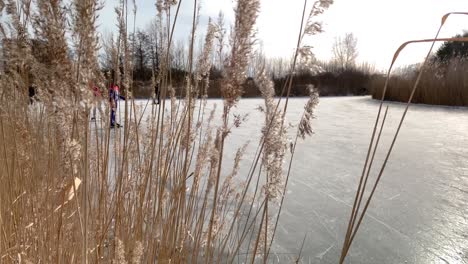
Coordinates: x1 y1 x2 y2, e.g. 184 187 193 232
435 31 468 62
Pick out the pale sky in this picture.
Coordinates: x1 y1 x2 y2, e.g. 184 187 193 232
99 0 467 71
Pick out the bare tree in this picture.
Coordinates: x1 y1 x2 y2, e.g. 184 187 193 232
145 18 160 73
332 32 358 70
100 30 117 71
132 30 150 78
266 57 289 78
171 39 187 70
246 51 262 77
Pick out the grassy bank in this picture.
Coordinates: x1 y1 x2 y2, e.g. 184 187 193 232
369 58 468 106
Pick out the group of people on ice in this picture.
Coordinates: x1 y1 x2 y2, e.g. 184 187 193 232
90 83 125 128
90 82 160 129
30 80 160 129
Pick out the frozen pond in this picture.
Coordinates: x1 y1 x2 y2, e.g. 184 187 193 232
262 96 467 264
113 96 468 263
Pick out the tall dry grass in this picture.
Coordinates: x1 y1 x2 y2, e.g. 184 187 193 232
0 0 332 263
369 57 468 106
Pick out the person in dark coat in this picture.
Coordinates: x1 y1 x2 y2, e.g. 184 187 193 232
153 82 160 105
28 86 36 104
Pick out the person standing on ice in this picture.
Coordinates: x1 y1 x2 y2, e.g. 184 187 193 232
109 84 125 128
28 85 37 104
153 82 160 105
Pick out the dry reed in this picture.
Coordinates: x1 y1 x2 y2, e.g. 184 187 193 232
369 57 468 106
0 0 331 263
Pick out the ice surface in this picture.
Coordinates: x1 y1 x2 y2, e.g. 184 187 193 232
109 96 468 263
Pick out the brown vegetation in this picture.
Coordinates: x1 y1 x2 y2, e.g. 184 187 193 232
369 57 468 106
0 0 333 263
133 66 374 99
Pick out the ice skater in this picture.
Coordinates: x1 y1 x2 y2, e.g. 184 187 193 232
28 85 36 104
153 82 160 105
109 84 125 128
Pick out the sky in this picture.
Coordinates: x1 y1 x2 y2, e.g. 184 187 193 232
99 0 468 71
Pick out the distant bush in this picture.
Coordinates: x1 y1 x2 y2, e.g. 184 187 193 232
269 62 374 97
132 66 374 99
